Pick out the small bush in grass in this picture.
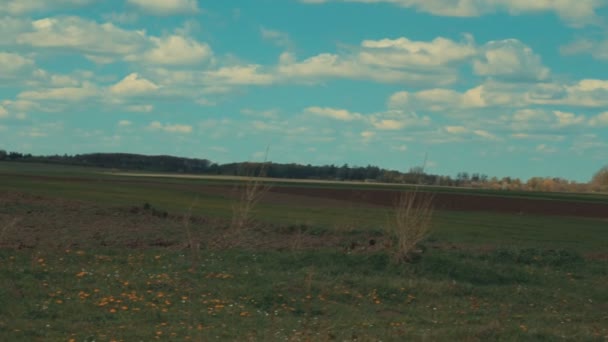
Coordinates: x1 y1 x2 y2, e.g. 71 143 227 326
230 153 272 233
387 190 434 263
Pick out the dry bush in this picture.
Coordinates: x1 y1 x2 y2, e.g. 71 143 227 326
387 190 434 263
222 148 273 249
230 161 272 233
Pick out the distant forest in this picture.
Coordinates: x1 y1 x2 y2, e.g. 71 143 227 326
0 149 603 192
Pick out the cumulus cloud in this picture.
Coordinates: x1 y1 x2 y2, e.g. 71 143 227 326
473 39 550 82
126 104 154 112
536 144 558 153
118 120 132 126
277 53 456 85
588 112 608 127
361 131 375 140
390 78 608 115
15 16 212 67
473 129 499 140
444 125 468 134
133 35 212 65
0 105 8 118
370 110 430 130
148 121 193 134
0 0 95 15
561 37 608 61
388 83 507 111
109 73 159 96
126 0 200 15
305 106 363 121
304 105 429 133
552 110 585 127
204 65 275 85
358 35 476 68
0 52 34 75
17 17 148 59
18 82 98 101
300 0 605 26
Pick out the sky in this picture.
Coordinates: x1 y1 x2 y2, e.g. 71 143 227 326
1 0 608 182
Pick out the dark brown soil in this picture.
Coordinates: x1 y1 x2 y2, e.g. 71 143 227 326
269 187 608 219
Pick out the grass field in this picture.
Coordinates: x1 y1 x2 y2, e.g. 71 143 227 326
1 161 607 341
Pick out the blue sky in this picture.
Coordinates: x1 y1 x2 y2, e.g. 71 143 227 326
1 0 608 182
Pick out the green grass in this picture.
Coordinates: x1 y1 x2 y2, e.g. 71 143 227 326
1 161 607 341
1 247 606 341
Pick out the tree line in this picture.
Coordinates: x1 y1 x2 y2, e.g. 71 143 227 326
0 150 606 192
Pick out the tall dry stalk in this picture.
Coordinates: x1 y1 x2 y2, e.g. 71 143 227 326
388 189 434 263
230 147 273 233
182 200 201 271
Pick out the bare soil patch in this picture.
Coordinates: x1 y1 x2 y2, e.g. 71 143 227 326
269 187 608 218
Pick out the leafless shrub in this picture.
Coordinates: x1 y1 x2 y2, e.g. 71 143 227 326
230 148 273 233
387 190 434 263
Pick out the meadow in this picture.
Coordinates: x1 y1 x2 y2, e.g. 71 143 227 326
0 161 607 341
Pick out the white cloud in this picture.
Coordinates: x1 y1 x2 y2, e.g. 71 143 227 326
0 17 29 44
536 144 558 153
148 121 192 134
118 120 132 127
390 78 608 115
388 83 515 111
126 104 154 112
261 27 292 49
370 110 429 130
0 0 95 15
110 73 159 96
301 0 605 26
126 0 200 15
510 108 551 130
371 119 406 130
241 108 279 119
15 16 211 67
361 131 375 140
512 108 550 122
588 112 608 126
305 106 363 121
0 51 35 81
17 17 148 60
18 82 97 101
204 65 275 85
473 129 499 140
359 35 476 68
0 105 8 118
552 110 585 127
473 39 550 82
277 51 457 85
510 133 565 141
0 52 34 75
560 38 608 60
304 104 429 133
135 35 212 65
444 126 468 134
